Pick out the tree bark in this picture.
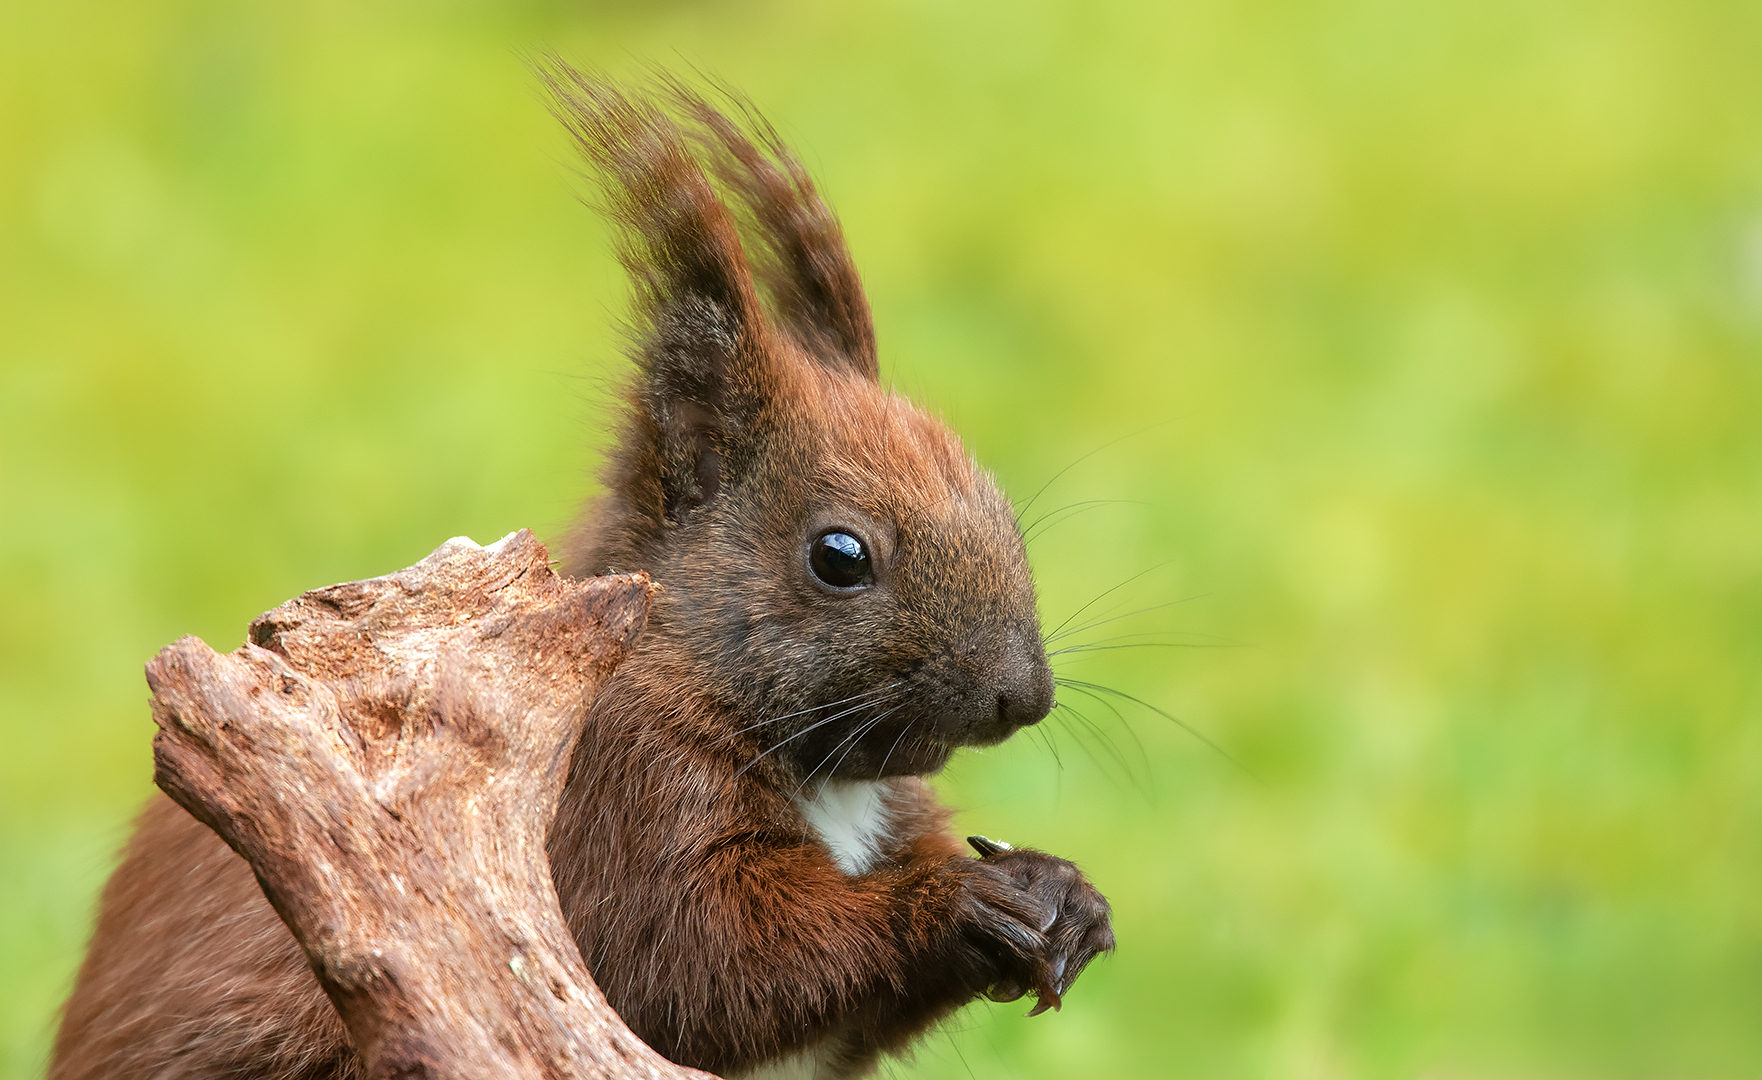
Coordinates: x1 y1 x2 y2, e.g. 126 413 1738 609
143 530 713 1080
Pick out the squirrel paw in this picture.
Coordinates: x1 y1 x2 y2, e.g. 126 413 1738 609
959 839 1115 1016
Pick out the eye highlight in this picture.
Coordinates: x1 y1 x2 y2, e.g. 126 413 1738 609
809 530 874 590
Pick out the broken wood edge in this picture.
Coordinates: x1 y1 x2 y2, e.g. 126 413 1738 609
145 531 714 1080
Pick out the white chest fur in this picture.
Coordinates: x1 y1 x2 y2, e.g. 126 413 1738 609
795 779 894 876
731 1043 845 1080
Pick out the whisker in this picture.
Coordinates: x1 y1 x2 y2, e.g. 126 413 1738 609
1028 717 1063 771
1049 705 1130 788
1055 677 1255 779
876 716 919 779
1042 562 1179 642
798 704 905 800
1059 682 1160 774
1049 639 1231 658
1012 419 1173 528
1020 499 1153 546
1051 699 1139 786
1045 595 1207 645
1054 630 1237 649
1046 723 1064 804
773 710 886 793
734 691 904 779
823 708 903 791
718 682 903 745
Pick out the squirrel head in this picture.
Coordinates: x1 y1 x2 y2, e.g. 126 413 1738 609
549 67 1052 780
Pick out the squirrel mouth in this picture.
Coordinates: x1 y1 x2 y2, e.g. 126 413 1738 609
804 722 954 781
869 736 953 779
787 683 1050 782
933 708 1044 751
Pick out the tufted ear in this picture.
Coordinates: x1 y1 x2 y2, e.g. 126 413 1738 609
542 63 780 527
674 81 879 382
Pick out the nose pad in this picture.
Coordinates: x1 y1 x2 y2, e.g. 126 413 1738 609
993 634 1055 730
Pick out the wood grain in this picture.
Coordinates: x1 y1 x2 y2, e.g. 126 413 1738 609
143 530 710 1080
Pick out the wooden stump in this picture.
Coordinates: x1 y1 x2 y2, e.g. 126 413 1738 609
143 530 712 1080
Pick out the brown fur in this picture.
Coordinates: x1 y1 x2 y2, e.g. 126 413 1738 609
51 65 1111 1080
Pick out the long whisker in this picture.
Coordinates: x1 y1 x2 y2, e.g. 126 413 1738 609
1023 721 1063 770
1012 419 1173 529
1049 703 1133 788
733 691 904 779
797 704 905 800
1051 697 1141 784
1050 639 1232 658
816 715 889 788
823 706 905 792
1055 677 1255 779
1058 682 1162 774
876 716 920 779
1042 562 1178 642
718 682 903 745
1020 499 1153 546
1050 690 1148 782
1052 629 1237 650
1045 595 1207 645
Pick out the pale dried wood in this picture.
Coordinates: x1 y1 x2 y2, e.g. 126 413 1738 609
144 530 713 1080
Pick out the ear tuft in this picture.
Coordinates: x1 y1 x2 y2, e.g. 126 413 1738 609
539 61 767 379
539 59 777 531
672 80 880 381
539 59 881 573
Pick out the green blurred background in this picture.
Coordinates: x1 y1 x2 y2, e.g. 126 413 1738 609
4 0 1761 1077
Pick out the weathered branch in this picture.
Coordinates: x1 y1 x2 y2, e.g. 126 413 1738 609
144 530 712 1080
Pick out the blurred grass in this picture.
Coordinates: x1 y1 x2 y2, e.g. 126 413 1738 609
4 0 1761 1077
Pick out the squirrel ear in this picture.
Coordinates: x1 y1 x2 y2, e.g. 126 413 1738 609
542 63 776 523
675 82 879 382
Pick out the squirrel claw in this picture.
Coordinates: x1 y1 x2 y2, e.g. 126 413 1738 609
964 843 1111 1020
1025 964 1066 1016
1024 993 1060 1017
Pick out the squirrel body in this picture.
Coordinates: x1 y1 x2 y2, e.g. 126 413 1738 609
51 68 1114 1080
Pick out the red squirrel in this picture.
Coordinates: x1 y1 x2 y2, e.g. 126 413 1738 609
50 66 1115 1080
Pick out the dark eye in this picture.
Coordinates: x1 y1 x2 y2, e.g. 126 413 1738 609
809 530 874 590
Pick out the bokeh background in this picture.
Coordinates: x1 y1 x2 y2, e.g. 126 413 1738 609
4 1 1761 1077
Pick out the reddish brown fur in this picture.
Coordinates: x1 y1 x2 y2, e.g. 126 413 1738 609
53 798 356 1079
52 65 1111 1080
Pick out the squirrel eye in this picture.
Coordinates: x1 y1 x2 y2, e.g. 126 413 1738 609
809 530 873 590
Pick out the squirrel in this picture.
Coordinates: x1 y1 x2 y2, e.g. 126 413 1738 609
49 65 1115 1080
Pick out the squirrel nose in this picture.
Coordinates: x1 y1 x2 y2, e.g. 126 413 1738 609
994 635 1054 730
